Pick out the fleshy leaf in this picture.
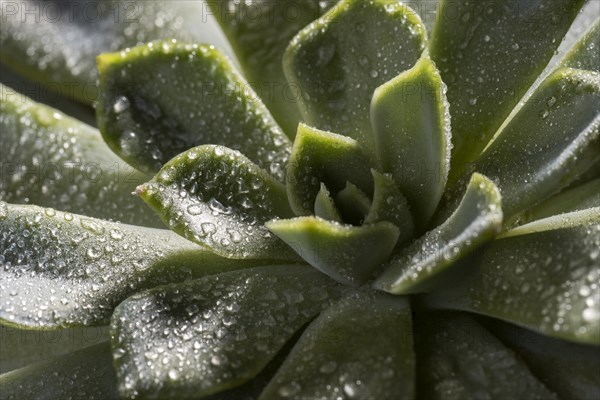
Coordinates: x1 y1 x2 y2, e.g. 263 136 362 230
0 342 118 400
430 0 586 173
422 209 600 344
0 0 230 104
110 265 344 399
0 324 108 374
364 170 414 246
138 145 298 261
284 0 427 157
561 19 599 72
313 184 341 222
0 84 161 227
208 0 336 136
96 41 291 177
485 317 600 400
334 182 371 225
374 173 502 294
0 203 254 328
476 67 599 218
286 124 374 216
415 312 557 400
266 217 399 286
371 51 451 229
259 290 414 400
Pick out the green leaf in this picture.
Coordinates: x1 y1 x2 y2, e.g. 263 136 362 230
430 0 586 173
484 318 600 400
259 290 415 400
516 179 600 226
498 208 600 239
0 202 254 328
286 124 374 216
96 41 291 177
0 324 108 374
284 0 427 158
0 84 161 228
371 51 451 229
476 68 600 218
0 342 118 400
208 0 336 136
138 145 298 261
0 0 230 104
110 265 345 399
266 217 399 286
313 184 342 223
334 182 371 225
561 19 599 72
415 312 557 400
422 209 600 344
373 173 502 294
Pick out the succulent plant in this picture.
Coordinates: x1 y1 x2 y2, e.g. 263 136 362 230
1 0 599 399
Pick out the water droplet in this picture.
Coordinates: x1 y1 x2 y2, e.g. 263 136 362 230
278 382 301 397
187 204 203 215
113 96 130 114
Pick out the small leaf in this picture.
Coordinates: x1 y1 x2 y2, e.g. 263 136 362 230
561 19 599 72
0 203 254 328
314 183 341 222
371 51 451 229
110 265 345 399
430 0 586 172
138 145 298 261
0 84 161 227
266 217 399 286
373 173 502 294
484 317 600 400
0 342 118 400
97 41 291 177
498 208 600 239
0 0 229 103
284 0 426 158
364 170 414 246
415 312 557 400
422 209 600 344
0 324 108 374
286 124 374 216
334 182 371 225
208 0 336 136
259 290 415 400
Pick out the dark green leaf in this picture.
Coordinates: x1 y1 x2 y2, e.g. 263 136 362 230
374 173 502 294
0 203 254 328
286 124 374 216
430 0 585 173
138 145 298 261
260 290 415 400
96 41 291 176
0 342 118 400
0 84 161 227
371 51 451 229
284 0 427 158
334 182 371 225
313 184 342 223
110 265 345 399
415 312 557 400
267 217 399 286
208 0 336 136
422 209 600 344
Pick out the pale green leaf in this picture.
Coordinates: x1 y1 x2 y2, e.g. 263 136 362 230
0 203 254 328
422 209 600 344
371 51 451 229
430 0 586 173
284 0 427 158
138 145 298 261
96 42 291 177
334 182 371 225
561 18 600 72
0 84 161 227
110 265 344 399
259 290 415 400
374 173 502 294
266 217 399 286
314 183 342 223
